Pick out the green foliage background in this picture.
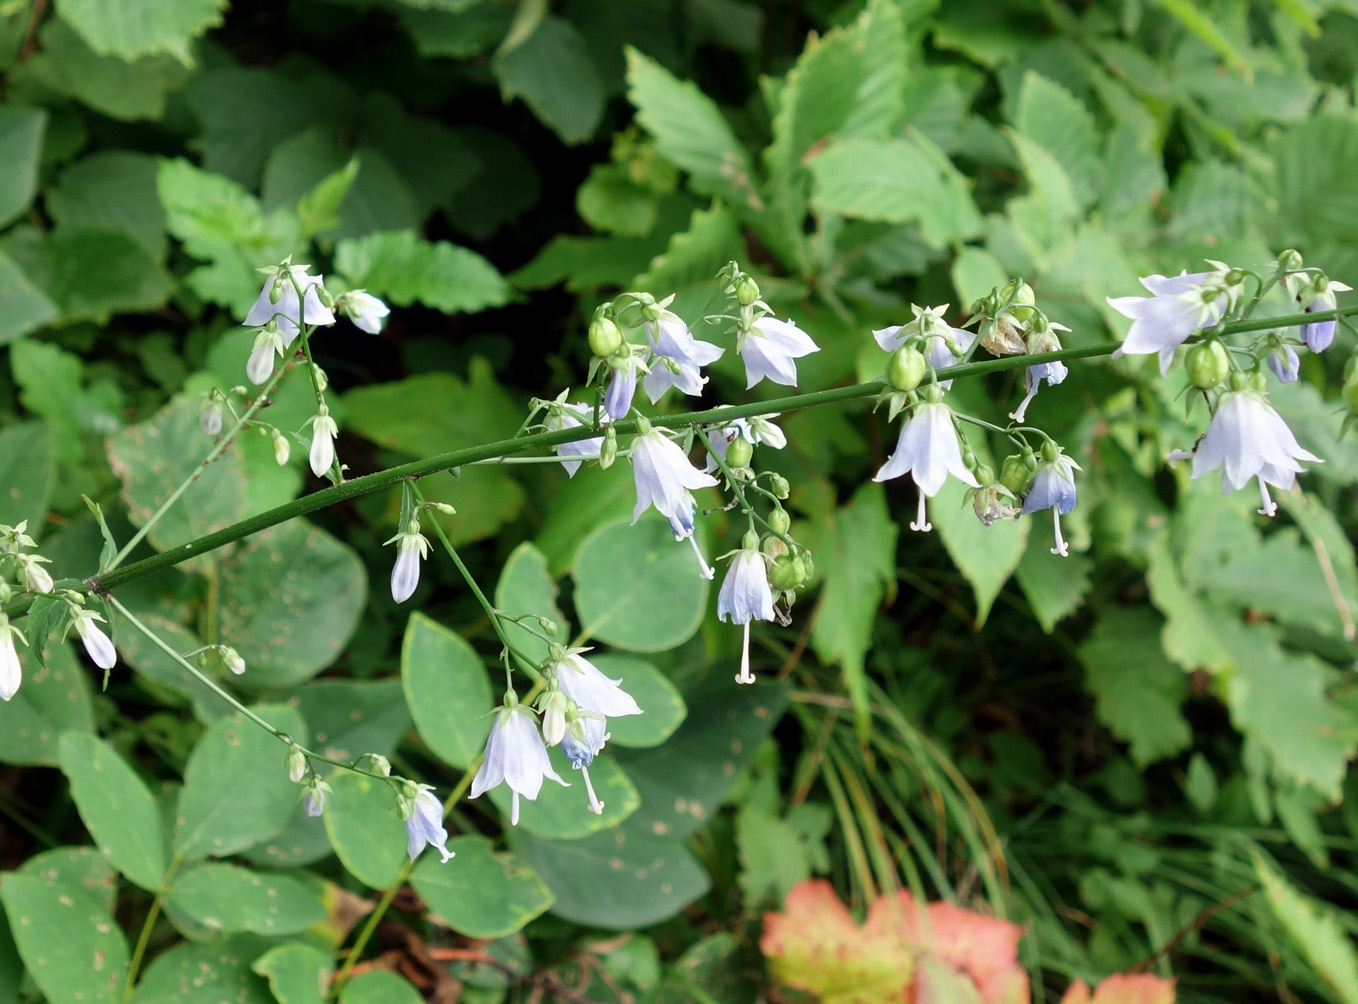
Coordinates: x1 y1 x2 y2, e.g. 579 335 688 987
1 0 1358 1001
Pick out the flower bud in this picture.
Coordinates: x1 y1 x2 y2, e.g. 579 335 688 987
1278 249 1303 271
221 646 246 675
1248 370 1268 393
200 400 224 436
741 529 760 551
368 754 392 777
272 431 290 466
796 553 813 583
1186 341 1230 389
1002 279 1036 321
588 315 624 358
429 502 457 515
768 473 790 499
735 275 760 305
886 346 927 393
1000 454 1033 496
761 534 788 559
768 506 791 535
286 744 307 784
599 426 617 469
726 437 753 469
769 554 799 590
537 616 559 636
1343 368 1358 413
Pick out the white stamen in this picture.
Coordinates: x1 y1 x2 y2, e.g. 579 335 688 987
1257 478 1277 517
688 535 715 580
1050 509 1069 557
581 767 605 815
511 791 520 827
735 622 756 685
1165 449 1194 464
910 492 932 533
1009 386 1038 424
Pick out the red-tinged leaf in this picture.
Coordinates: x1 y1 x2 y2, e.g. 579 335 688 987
761 880 913 1003
915 956 983 1004
1062 974 1176 1004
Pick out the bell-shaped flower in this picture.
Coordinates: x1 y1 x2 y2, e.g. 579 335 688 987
404 786 454 863
0 619 23 701
1009 323 1071 423
386 524 430 604
551 651 642 719
470 702 568 825
548 404 605 477
73 610 116 670
1020 449 1081 556
308 410 338 478
200 398 225 436
643 311 724 403
630 422 719 524
246 327 287 385
18 555 53 595
336 290 390 334
873 398 979 532
703 416 786 472
1107 265 1241 374
1189 384 1321 517
739 316 819 388
717 540 775 685
244 264 335 339
604 359 639 420
559 716 609 815
1292 277 1352 352
1267 343 1300 383
873 305 976 389
302 778 329 818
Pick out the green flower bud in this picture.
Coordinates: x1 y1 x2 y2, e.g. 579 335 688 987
1344 370 1358 413
1247 370 1267 393
797 553 813 583
1002 279 1036 321
1000 454 1033 496
761 534 788 559
768 473 790 499
1278 249 1303 271
742 529 760 551
886 346 927 393
588 315 623 358
769 554 799 590
599 426 617 469
726 437 753 469
768 506 791 535
1186 341 1230 389
735 275 760 306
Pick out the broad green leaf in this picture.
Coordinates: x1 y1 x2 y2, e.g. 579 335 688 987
803 483 897 729
239 808 333 870
175 704 309 860
296 679 412 763
931 476 1029 626
950 246 1009 310
55 0 227 62
0 910 16 1004
5 227 169 323
59 732 168 892
253 943 333 1004
1014 72 1101 207
1270 115 1358 249
398 5 514 59
0 248 57 341
166 862 326 936
323 770 407 889
624 47 761 212
12 337 121 482
16 846 117 915
636 201 742 295
216 522 367 689
493 15 604 145
133 936 273 1004
1255 855 1358 1004
334 229 508 314
514 828 709 930
486 749 639 839
591 654 685 748
411 836 553 938
107 395 250 559
577 163 658 236
1078 608 1191 768
401 612 493 771
48 151 166 260
1167 161 1262 243
112 611 228 721
0 641 94 766
573 517 709 652
1145 535 1231 672
495 541 568 669
534 458 635 574
1015 534 1092 632
1100 123 1166 226
615 678 786 840
0 873 128 1004
0 104 45 229
1006 130 1079 252
1159 0 1249 73
655 933 762 1004
340 971 424 1004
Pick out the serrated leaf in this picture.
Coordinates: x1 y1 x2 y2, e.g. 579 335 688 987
334 229 508 314
6 227 169 323
1270 115 1358 249
492 15 603 145
0 104 45 229
54 0 228 62
636 201 742 293
932 476 1029 627
1255 855 1358 1004
1015 532 1092 632
577 163 658 236
1014 72 1101 208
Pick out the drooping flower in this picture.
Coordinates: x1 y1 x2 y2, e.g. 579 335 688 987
246 327 287 385
200 399 224 436
1267 343 1300 383
18 555 53 595
560 716 609 815
643 311 723 403
739 316 819 388
717 540 776 685
548 404 605 478
387 525 430 604
469 702 568 826
552 651 642 719
302 779 329 818
704 416 786 472
1020 449 1081 556
244 264 335 339
630 423 719 524
1295 278 1352 352
308 410 338 478
604 359 638 420
666 490 715 580
1009 322 1070 423
72 610 117 670
1107 265 1242 374
336 290 390 334
0 619 23 702
873 305 976 388
873 399 979 532
404 787 454 863
1189 385 1321 516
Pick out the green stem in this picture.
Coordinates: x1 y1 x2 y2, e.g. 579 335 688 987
87 304 1358 596
121 894 163 1003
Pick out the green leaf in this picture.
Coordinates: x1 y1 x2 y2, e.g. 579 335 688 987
573 517 709 652
0 104 45 229
252 944 333 1004
296 157 360 241
296 679 412 763
1078 608 1191 768
112 611 227 721
48 151 167 260
495 541 567 669
410 836 553 938
0 422 51 537
1145 535 1232 672
107 395 249 561
931 476 1029 626
1270 115 1358 248
577 163 658 236
655 932 762 1004
0 642 94 765
339 971 424 1004
54 0 227 62
16 846 117 915
133 937 273 1004
1255 854 1358 1004
59 732 168 892
591 654 685 749
175 704 309 860
0 873 128 1004
486 749 639 838
1013 72 1101 207
1159 0 1249 74
803 483 897 729
334 230 508 314
615 678 786 840
950 246 1009 311
323 770 407 889
514 828 710 930
6 227 169 323
397 5 514 59
493 15 604 145
1006 129 1079 253
166 862 326 936
0 248 57 341
636 201 742 295
1014 531 1092 632
216 522 367 689
401 612 493 771
10 339 120 477
534 458 635 574
624 47 762 212
1167 160 1263 243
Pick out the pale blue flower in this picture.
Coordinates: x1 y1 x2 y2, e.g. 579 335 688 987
604 361 638 420
1190 389 1320 516
470 705 567 826
718 547 774 685
553 653 642 719
873 305 975 388
873 402 978 532
73 612 116 671
549 404 605 478
704 416 786 472
559 717 609 815
739 317 819 388
1267 344 1300 383
244 265 334 339
336 290 389 334
1020 454 1081 556
1298 279 1351 351
405 788 454 863
1107 266 1238 374
643 313 724 403
630 429 719 523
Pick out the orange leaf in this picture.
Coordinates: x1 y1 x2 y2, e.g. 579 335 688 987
1062 973 1176 1004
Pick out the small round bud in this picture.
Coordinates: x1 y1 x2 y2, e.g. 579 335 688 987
1247 370 1267 393
600 426 618 469
1186 341 1230 389
1225 269 1247 287
769 554 799 590
768 506 791 535
1002 279 1036 321
726 437 753 469
429 501 457 515
886 346 927 393
735 275 760 306
1000 454 1033 496
269 278 284 304
273 432 290 466
1278 249 1303 271
285 744 307 784
368 754 392 777
588 315 623 358
537 617 559 636
960 443 977 470
221 647 246 676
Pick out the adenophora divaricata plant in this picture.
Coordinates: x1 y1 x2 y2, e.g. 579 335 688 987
0 249 1353 991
